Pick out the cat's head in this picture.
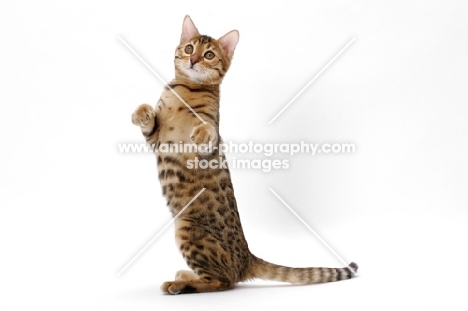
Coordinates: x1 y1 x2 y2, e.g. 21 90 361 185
174 15 239 85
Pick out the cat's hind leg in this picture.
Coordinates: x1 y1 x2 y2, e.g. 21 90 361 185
160 279 233 295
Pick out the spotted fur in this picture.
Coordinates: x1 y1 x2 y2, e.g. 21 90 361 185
131 15 358 295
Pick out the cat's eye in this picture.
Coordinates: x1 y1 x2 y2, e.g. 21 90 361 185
204 51 215 60
184 45 193 54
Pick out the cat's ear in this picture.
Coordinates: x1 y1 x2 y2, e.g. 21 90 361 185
218 30 239 58
180 15 200 44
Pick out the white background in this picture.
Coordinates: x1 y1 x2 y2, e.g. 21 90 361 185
1 1 468 310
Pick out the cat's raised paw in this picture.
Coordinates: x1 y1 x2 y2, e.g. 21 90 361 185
132 104 155 127
190 123 218 155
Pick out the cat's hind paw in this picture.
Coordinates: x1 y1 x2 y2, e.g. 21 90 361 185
175 270 199 281
160 281 186 295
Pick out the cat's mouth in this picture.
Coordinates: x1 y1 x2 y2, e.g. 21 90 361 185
188 64 199 72
186 65 203 77
184 63 208 82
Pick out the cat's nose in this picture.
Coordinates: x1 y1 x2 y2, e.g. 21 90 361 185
190 55 199 65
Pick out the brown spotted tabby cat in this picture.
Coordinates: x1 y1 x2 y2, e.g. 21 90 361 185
131 15 358 294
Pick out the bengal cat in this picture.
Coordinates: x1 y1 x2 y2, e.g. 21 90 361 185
131 15 358 294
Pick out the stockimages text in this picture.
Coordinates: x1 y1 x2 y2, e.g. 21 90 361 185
118 141 356 172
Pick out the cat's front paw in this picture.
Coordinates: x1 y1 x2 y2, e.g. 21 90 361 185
132 104 155 127
190 123 218 155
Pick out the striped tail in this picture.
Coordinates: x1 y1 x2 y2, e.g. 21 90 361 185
250 256 358 284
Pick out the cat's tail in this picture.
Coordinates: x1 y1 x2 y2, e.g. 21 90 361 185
248 255 358 284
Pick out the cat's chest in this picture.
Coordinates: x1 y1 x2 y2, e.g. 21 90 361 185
157 92 196 143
